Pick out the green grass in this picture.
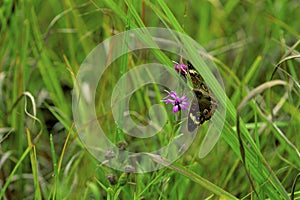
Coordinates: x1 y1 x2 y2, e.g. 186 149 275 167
1 0 300 199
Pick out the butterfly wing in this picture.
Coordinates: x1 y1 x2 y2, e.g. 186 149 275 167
187 61 217 132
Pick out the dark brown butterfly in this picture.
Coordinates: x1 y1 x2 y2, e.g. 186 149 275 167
187 61 217 132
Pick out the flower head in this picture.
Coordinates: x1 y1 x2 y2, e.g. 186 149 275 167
174 62 188 76
161 90 190 120
106 174 117 185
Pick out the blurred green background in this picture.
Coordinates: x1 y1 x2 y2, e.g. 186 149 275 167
0 0 300 199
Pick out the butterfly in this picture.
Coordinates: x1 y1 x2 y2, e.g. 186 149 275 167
186 61 217 132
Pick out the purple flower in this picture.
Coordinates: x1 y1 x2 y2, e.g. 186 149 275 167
174 62 188 76
161 90 190 120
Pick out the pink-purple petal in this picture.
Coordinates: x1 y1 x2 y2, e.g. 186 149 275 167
165 99 175 104
172 105 179 113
